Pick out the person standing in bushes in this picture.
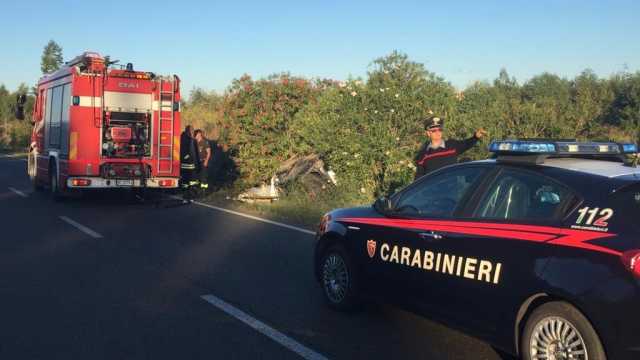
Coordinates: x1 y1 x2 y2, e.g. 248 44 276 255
414 115 487 179
207 128 226 190
194 129 212 194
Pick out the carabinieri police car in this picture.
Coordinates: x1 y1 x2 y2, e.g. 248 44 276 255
314 139 640 360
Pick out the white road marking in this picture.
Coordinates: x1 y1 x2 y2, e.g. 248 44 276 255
201 294 329 360
0 154 27 159
8 187 28 198
58 216 103 238
169 195 316 236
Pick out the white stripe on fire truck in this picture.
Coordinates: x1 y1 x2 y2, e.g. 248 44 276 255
152 101 173 110
78 96 102 107
76 98 174 111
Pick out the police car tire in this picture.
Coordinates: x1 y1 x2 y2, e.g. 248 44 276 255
521 301 606 360
320 245 361 311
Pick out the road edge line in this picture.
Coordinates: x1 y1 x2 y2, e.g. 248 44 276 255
201 294 329 360
169 195 316 236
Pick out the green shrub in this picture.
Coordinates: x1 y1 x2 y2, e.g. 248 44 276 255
291 51 458 200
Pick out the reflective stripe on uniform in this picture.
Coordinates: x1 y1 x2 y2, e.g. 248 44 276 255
181 163 196 170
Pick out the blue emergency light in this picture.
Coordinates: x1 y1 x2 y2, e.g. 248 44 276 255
489 140 639 156
489 141 556 153
622 143 638 153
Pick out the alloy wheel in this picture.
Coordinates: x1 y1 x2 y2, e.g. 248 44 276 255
322 253 349 304
529 316 588 360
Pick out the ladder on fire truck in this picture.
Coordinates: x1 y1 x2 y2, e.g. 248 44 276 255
157 77 175 174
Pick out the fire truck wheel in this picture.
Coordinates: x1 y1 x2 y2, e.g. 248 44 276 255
28 150 43 191
50 162 63 201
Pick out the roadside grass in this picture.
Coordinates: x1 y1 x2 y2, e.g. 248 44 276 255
201 187 370 230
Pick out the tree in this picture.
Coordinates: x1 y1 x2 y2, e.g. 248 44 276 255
570 70 613 138
41 40 63 74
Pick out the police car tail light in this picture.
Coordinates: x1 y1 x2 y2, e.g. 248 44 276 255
621 250 640 279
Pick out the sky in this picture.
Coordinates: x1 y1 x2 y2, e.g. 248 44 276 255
1 0 639 96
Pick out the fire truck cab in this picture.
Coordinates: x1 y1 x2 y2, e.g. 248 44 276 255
27 52 181 197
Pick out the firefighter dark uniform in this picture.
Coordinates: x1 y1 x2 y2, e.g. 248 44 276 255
196 137 210 191
414 116 480 179
180 128 200 191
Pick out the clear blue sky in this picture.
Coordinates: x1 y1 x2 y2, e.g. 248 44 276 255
1 0 638 96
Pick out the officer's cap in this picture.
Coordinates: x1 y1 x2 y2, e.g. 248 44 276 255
424 115 444 130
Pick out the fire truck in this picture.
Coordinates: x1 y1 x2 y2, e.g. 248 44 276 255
24 52 181 198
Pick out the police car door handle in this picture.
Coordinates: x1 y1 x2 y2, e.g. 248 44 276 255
419 231 443 241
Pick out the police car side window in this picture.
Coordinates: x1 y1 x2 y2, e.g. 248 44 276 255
395 167 485 218
474 169 568 221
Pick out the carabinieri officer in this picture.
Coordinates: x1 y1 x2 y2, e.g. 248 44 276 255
414 115 487 179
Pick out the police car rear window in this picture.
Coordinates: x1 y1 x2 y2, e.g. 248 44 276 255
474 169 569 221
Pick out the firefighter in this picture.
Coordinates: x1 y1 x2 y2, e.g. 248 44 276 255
194 129 212 194
414 115 487 179
180 125 200 197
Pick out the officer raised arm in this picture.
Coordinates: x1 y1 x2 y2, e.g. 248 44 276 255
414 115 486 180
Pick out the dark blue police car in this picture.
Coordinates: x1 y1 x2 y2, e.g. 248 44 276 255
314 140 640 360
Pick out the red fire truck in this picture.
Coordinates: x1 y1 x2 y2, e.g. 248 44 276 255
25 52 181 198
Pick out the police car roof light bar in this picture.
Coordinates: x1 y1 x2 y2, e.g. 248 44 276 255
489 140 638 155
489 140 638 165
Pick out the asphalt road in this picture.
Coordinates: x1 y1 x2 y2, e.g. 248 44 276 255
0 155 507 360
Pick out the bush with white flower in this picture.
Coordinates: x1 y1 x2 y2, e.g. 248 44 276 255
290 51 458 200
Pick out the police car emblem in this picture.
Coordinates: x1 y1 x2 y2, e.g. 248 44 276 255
367 239 376 258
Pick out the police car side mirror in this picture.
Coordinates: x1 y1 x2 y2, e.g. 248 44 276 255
15 94 26 120
374 196 392 213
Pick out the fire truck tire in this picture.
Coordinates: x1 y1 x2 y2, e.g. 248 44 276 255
28 150 43 191
49 162 63 201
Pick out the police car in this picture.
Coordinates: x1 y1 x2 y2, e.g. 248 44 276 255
314 140 640 360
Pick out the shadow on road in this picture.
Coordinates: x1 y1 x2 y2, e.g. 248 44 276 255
15 186 509 360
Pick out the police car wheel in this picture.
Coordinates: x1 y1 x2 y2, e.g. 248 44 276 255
320 245 360 311
522 301 606 360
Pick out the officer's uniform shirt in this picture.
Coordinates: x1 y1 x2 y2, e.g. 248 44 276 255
414 136 478 179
